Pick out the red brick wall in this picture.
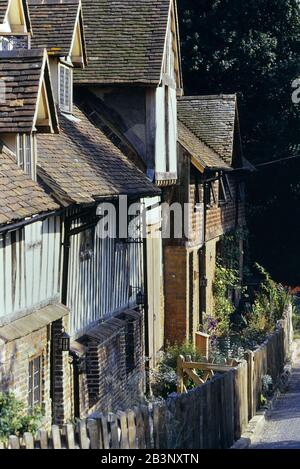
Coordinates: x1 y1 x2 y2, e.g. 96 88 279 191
206 176 245 241
73 309 145 417
164 246 189 345
0 316 71 429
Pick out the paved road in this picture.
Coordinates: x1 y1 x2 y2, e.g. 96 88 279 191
251 341 300 449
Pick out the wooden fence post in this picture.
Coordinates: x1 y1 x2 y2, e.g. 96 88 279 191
244 350 254 419
177 355 185 393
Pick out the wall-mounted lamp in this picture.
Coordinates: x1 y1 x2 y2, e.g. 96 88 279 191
136 291 145 306
58 328 70 352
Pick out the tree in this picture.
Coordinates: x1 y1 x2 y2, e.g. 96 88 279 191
178 0 300 161
178 0 300 284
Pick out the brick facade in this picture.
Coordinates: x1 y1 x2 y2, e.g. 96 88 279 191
51 316 72 425
164 246 201 345
71 309 145 418
0 316 71 429
206 175 245 242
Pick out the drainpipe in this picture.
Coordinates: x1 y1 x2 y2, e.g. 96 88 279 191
199 180 208 324
142 234 151 394
61 217 71 305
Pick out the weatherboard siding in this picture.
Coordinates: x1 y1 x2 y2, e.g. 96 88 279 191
0 216 61 320
67 208 144 337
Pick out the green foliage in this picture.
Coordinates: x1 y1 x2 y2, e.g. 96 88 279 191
151 342 204 399
178 0 300 284
261 374 274 398
292 313 300 331
0 393 43 443
213 261 240 336
247 264 292 334
178 0 300 162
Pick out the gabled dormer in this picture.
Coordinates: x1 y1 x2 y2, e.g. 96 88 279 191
155 0 182 185
0 49 58 180
74 0 182 186
0 0 31 50
28 0 87 113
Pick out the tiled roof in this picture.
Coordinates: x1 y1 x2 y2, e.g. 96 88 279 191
75 0 171 85
0 49 58 134
0 0 8 23
178 95 237 165
28 0 86 63
74 88 146 172
0 1 31 31
0 303 69 341
0 143 59 226
178 120 231 171
37 105 160 206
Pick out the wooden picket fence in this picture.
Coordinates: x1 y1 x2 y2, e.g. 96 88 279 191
1 305 293 449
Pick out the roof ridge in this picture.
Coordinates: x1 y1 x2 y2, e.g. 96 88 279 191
28 0 79 4
0 48 45 58
180 94 237 101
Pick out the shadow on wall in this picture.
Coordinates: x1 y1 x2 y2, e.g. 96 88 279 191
0 342 17 394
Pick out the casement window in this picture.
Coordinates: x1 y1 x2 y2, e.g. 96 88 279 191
79 227 95 262
17 133 36 180
28 356 42 411
59 64 72 113
0 36 13 51
218 174 233 205
204 182 217 208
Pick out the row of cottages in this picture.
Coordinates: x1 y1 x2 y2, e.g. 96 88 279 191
164 95 250 344
76 0 251 354
0 0 160 427
0 0 251 427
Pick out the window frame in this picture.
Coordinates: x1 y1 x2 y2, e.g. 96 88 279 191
58 63 73 114
0 36 13 51
16 133 36 180
218 173 233 207
28 355 42 411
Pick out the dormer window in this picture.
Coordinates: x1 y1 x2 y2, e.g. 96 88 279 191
59 64 72 113
17 133 36 180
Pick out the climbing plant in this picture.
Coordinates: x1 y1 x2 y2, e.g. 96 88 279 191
213 261 240 336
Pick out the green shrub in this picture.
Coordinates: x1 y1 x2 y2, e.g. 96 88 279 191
213 262 240 336
0 393 43 443
151 342 204 399
246 264 292 335
293 311 300 329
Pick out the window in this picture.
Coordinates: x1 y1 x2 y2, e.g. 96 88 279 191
28 356 42 411
0 36 13 51
218 174 233 206
80 227 95 262
17 133 36 179
204 181 217 208
59 64 72 113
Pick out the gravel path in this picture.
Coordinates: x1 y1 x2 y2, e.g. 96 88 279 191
251 340 300 449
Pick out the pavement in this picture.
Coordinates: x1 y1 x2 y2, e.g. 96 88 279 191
250 339 300 449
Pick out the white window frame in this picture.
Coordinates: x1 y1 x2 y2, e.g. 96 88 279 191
58 63 73 113
16 133 36 180
0 36 13 51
